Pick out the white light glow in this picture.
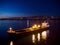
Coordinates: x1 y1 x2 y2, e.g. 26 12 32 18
32 34 36 43
37 33 40 41
42 31 47 40
10 41 13 45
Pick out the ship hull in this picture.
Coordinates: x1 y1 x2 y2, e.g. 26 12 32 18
8 27 49 37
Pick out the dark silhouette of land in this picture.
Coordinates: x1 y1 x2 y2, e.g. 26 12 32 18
0 16 60 20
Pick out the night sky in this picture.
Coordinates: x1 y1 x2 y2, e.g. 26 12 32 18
0 0 60 17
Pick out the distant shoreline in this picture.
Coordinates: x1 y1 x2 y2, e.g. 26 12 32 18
0 16 60 20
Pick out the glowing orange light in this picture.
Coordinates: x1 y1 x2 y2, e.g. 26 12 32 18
33 24 37 28
9 27 13 32
38 25 40 28
32 24 40 29
7 27 15 33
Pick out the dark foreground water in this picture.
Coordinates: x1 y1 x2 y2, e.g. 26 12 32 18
0 20 60 45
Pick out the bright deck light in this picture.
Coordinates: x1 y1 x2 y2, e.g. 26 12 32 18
38 25 40 28
9 27 13 32
32 24 37 28
7 27 15 33
41 21 50 28
32 24 40 29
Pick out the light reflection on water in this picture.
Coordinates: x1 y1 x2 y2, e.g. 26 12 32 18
10 41 13 45
32 34 36 43
0 20 59 45
9 30 49 45
32 30 49 44
37 33 40 42
41 31 47 40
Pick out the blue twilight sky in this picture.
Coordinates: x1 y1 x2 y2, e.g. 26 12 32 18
0 0 60 17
